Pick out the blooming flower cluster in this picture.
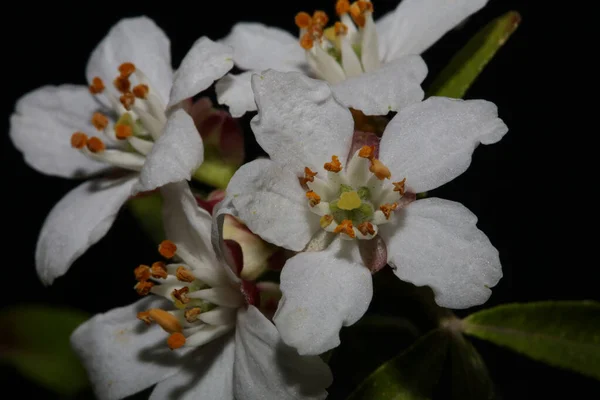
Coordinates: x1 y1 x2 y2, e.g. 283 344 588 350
9 1 510 398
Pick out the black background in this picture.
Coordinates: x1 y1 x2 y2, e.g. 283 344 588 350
1 0 597 399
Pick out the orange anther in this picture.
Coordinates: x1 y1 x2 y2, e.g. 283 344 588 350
334 219 356 238
301 167 318 185
308 24 324 37
184 307 202 323
358 145 374 159
172 287 190 304
135 280 154 296
133 84 149 99
159 240 177 259
300 33 314 50
86 136 105 153
137 311 153 325
350 2 366 27
295 12 312 29
120 92 135 110
151 262 168 279
380 203 398 219
89 77 105 94
176 266 195 283
167 332 186 349
324 155 342 172
115 124 133 140
113 76 131 93
91 112 109 130
369 158 391 180
306 190 321 207
70 132 88 149
334 21 348 36
312 11 329 26
336 0 351 15
320 214 334 228
118 62 136 78
148 308 182 333
134 264 151 281
393 178 407 195
357 221 375 236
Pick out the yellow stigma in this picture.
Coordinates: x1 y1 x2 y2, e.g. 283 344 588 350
338 191 361 210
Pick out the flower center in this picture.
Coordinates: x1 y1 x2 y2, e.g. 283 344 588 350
70 62 168 172
303 145 406 240
295 0 380 84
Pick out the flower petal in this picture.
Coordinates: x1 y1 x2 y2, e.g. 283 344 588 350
149 336 235 400
332 55 427 116
379 97 508 193
377 0 488 62
36 176 137 285
221 22 306 72
274 238 372 355
9 85 108 178
86 16 173 103
71 297 193 400
226 159 319 252
211 196 244 284
235 306 332 399
379 198 502 309
215 72 257 117
250 70 354 174
133 108 203 194
168 37 234 108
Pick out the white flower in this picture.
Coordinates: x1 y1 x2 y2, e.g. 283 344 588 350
214 0 487 116
70 181 332 400
9 17 234 285
220 69 507 355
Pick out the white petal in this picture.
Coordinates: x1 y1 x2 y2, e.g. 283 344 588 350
36 176 137 285
274 238 372 355
168 37 234 108
149 336 234 400
86 16 173 103
250 70 354 174
379 198 502 309
226 159 319 252
215 72 257 117
234 306 332 399
71 297 192 400
160 181 229 287
9 85 108 178
133 108 203 194
379 97 508 193
332 55 427 116
211 196 243 284
377 0 488 62
221 23 306 72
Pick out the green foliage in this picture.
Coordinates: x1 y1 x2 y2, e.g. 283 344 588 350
127 192 165 244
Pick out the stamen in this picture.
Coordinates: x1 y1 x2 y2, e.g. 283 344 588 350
301 167 318 185
159 240 177 259
135 281 154 295
380 203 398 219
358 145 375 159
134 264 151 281
115 124 133 140
167 332 186 349
324 155 342 172
334 219 356 238
91 112 109 131
295 12 312 29
336 0 351 15
70 132 88 149
334 21 348 36
184 307 202 323
369 159 391 180
148 308 182 333
393 178 407 195
151 261 168 279
172 287 190 304
133 84 149 99
306 190 321 207
89 77 105 94
312 11 329 26
320 215 334 228
86 137 106 153
118 62 136 78
300 33 314 50
113 76 131 93
137 311 152 325
349 2 365 27
357 221 375 236
176 266 195 283
120 92 135 110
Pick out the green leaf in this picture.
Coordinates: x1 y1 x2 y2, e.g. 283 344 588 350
127 192 165 244
427 11 521 99
347 329 450 400
0 305 90 395
463 301 600 380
